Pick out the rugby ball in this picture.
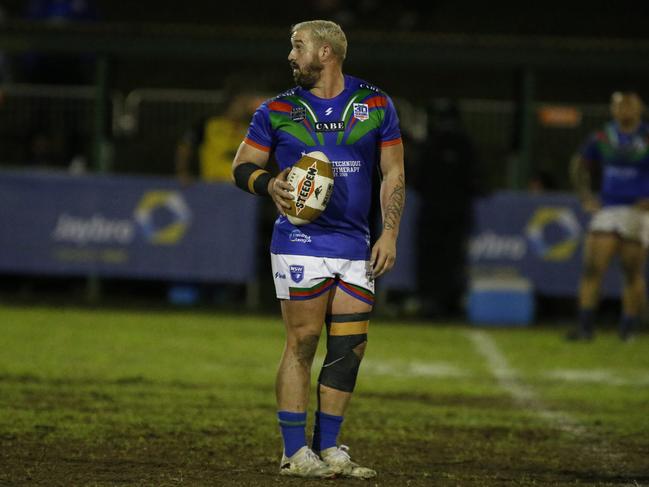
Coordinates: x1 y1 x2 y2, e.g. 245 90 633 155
285 151 334 226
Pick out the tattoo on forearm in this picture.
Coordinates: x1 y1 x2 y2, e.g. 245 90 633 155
383 174 405 231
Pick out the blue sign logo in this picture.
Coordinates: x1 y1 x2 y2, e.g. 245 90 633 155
134 191 191 245
290 265 305 283
525 207 581 261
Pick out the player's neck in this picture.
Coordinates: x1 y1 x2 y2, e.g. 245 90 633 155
618 119 641 133
309 70 345 99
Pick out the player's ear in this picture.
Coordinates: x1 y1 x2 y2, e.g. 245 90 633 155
320 43 332 62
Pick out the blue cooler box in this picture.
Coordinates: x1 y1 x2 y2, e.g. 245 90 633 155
467 277 534 326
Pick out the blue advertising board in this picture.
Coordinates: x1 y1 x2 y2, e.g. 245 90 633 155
0 172 628 297
0 171 259 282
379 189 623 298
469 191 621 297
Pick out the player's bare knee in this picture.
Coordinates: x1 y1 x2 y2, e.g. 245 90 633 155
294 334 319 368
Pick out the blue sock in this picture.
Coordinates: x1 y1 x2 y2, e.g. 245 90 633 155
579 308 594 333
312 411 343 452
277 411 307 457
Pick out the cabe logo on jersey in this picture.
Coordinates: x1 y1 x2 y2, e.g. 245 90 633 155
290 265 305 283
315 121 345 132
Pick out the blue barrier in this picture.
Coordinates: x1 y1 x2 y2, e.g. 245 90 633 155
379 189 622 298
0 173 627 298
0 170 259 283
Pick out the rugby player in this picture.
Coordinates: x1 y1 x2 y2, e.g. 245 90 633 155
568 91 649 342
232 20 405 478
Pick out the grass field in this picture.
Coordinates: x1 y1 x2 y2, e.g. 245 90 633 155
1 304 648 486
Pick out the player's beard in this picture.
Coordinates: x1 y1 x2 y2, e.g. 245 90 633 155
292 59 323 89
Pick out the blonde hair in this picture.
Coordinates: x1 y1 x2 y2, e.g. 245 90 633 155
291 20 347 62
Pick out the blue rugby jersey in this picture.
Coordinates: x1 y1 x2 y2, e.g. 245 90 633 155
580 121 649 205
244 75 402 260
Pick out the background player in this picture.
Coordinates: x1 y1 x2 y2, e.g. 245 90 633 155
232 20 405 478
568 91 649 341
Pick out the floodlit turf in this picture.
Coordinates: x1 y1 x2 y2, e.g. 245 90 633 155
0 304 648 486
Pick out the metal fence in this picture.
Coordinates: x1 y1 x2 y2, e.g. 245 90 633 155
0 84 96 168
0 83 612 188
112 88 226 175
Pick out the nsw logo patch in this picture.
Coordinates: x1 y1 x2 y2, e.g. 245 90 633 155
353 103 369 121
289 265 305 283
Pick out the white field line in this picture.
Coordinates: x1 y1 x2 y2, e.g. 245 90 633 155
362 359 467 378
466 329 587 436
316 354 649 386
465 330 632 467
544 369 649 387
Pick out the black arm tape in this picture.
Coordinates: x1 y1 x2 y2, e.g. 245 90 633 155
233 162 272 196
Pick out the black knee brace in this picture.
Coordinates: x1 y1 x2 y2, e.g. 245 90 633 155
318 312 370 393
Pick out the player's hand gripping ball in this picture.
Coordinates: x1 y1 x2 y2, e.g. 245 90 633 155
285 151 334 226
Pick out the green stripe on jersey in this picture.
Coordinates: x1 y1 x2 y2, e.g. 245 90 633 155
286 95 324 146
269 112 317 147
345 108 385 145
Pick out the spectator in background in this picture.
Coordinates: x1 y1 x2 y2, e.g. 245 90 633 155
413 99 482 318
175 90 263 185
567 91 649 341
528 169 558 193
15 1 97 172
170 87 265 307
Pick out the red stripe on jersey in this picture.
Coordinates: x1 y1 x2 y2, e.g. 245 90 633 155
268 101 293 113
244 137 270 152
380 137 402 148
366 96 387 109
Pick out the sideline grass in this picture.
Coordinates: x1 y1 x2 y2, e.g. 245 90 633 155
0 304 648 486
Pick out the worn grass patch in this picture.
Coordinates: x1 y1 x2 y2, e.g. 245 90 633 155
1 305 648 486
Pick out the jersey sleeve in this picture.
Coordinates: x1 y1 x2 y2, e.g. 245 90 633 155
243 103 273 153
379 95 402 148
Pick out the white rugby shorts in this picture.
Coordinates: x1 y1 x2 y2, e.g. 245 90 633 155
589 205 649 247
270 253 375 304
